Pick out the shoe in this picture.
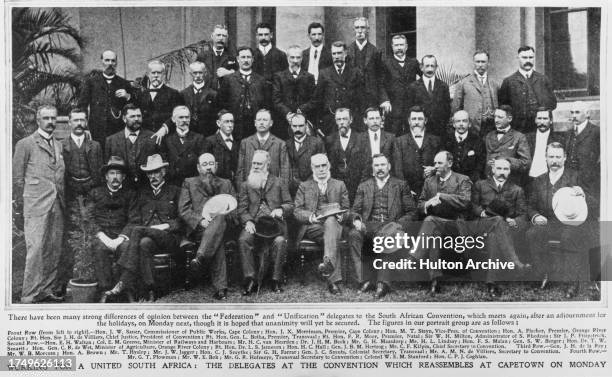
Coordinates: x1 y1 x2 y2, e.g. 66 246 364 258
429 279 440 297
190 258 202 273
565 283 579 299
359 281 375 293
327 282 341 295
100 281 124 303
242 278 257 296
272 280 283 293
539 274 549 290
39 293 64 303
318 257 334 278
213 289 227 300
487 283 501 298
374 282 390 299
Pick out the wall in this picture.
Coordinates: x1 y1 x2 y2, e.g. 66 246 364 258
275 7 324 52
475 7 522 80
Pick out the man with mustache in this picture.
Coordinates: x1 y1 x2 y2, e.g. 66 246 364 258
527 107 566 179
499 46 557 133
13 105 65 303
78 50 136 148
204 110 239 182
196 24 238 90
179 61 218 137
406 55 451 140
347 154 417 299
484 105 531 184
363 107 395 170
164 106 207 186
301 22 333 85
379 35 421 136
89 156 135 301
237 150 293 295
179 153 236 300
444 110 486 184
285 113 325 197
105 104 161 188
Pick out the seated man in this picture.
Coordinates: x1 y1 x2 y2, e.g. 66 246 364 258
89 156 136 300
294 153 350 295
179 153 237 300
101 154 182 302
348 154 417 298
238 150 293 295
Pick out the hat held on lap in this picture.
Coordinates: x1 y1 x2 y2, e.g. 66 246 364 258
202 194 238 218
552 187 588 226
254 216 283 239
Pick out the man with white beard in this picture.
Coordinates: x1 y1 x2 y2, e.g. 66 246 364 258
237 150 293 295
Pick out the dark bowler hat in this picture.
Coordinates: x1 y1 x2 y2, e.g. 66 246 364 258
254 216 283 239
429 201 459 220
101 156 127 174
484 198 511 218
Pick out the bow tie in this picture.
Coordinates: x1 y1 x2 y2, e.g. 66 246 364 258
340 134 349 139
148 88 161 93
413 135 423 139
496 130 507 135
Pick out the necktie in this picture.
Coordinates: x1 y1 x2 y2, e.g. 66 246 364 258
337 68 343 76
480 76 485 86
179 137 185 144
76 138 82 148
295 140 302 151
427 79 433 94
129 132 137 144
225 138 233 149
314 49 318 60
373 133 378 141
457 136 462 143
292 70 298 79
574 125 579 135
242 74 250 82
497 184 502 191
413 135 423 139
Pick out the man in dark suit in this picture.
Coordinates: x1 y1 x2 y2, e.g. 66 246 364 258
218 46 268 141
179 153 237 300
285 113 325 197
204 110 239 183
196 24 238 90
484 105 531 183
77 50 136 148
379 35 421 136
407 55 451 139
527 107 566 179
347 154 417 298
294 153 350 294
301 22 333 84
362 107 395 177
499 46 557 133
272 45 316 135
392 106 441 197
236 109 290 189
444 110 486 183
105 104 161 188
313 41 368 135
324 108 369 205
164 106 207 186
138 60 185 143
180 61 218 137
237 150 293 295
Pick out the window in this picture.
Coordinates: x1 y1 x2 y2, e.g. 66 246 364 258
384 7 417 58
545 7 600 98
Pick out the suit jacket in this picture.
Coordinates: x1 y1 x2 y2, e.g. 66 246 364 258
13 132 66 217
286 135 326 182
347 41 383 126
418 172 472 219
138 84 185 132
471 177 526 220
363 130 395 177
60 135 103 186
301 46 333 75
237 174 293 225
294 178 349 243
484 128 531 176
498 71 557 132
451 73 500 131
350 177 417 224
204 132 239 182
164 131 207 184
565 122 600 197
392 132 441 195
407 78 451 138
526 129 567 158
379 56 421 135
77 70 136 145
196 46 238 90
253 46 288 85
104 128 161 186
325 131 370 204
236 133 290 187
178 175 236 235
444 131 486 183
88 185 137 237
124 183 182 236
272 69 316 119
180 84 218 137
526 168 588 221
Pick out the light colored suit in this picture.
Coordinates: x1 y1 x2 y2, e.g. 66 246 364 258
13 131 65 303
452 73 500 132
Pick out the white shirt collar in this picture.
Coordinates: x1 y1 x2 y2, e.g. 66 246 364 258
257 132 270 143
176 128 189 138
290 67 301 75
410 128 424 139
536 128 550 137
393 54 405 62
37 129 53 140
375 174 390 188
356 40 368 51
239 69 252 76
125 128 140 138
474 71 487 81
107 184 122 193
193 81 206 90
149 83 164 90
259 44 272 55
311 44 323 56
549 167 564 185
340 129 352 139
294 134 307 144
455 131 467 141
423 75 435 84
219 131 233 141
575 120 588 134
214 48 224 56
519 67 533 79
71 133 85 145
151 181 166 193
492 177 505 188
313 175 330 186
102 73 115 80
439 171 452 182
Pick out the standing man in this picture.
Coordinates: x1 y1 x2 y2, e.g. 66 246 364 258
444 110 486 183
324 108 369 205
301 22 333 84
285 113 326 197
78 50 136 147
407 55 451 139
237 150 293 295
499 46 557 133
218 46 268 141
452 50 500 136
527 107 566 180
236 109 290 188
13 105 65 303
164 106 207 186
196 24 237 90
379 35 421 136
180 61 218 137
484 105 531 183
362 107 395 177
179 153 237 300
294 154 350 294
392 106 441 197
204 110 239 182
